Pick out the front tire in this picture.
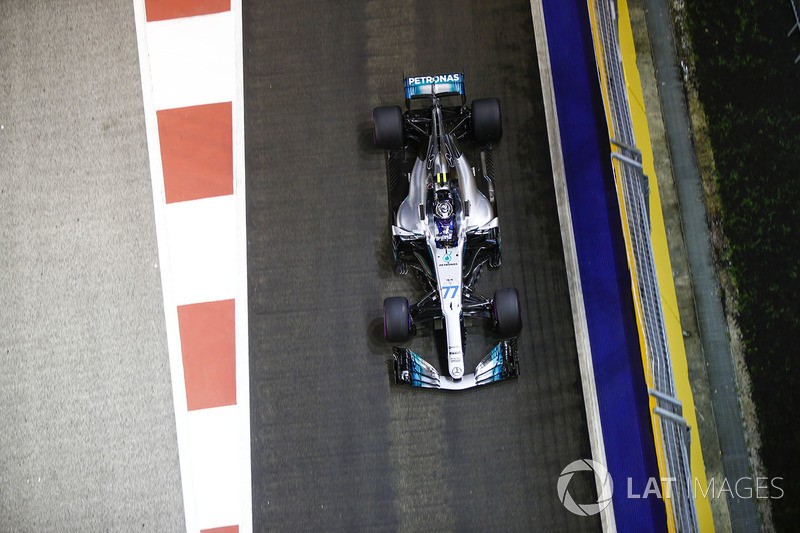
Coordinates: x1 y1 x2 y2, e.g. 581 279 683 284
384 296 412 342
373 106 404 150
493 288 522 337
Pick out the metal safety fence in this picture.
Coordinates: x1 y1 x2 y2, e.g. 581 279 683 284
586 0 700 531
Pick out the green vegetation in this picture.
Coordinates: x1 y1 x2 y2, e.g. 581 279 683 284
685 0 800 528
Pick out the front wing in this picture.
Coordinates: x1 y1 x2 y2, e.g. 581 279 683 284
393 338 519 390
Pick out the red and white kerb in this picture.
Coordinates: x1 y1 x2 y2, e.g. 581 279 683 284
133 0 250 531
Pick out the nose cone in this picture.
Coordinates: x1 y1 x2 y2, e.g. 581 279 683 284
449 361 464 379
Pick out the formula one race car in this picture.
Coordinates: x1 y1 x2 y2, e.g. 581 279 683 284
373 73 521 390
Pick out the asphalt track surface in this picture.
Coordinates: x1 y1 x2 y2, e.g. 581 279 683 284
245 1 600 531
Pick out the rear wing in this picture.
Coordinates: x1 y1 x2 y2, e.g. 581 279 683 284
404 73 465 108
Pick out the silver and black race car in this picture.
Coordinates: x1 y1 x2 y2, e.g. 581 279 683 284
373 73 521 390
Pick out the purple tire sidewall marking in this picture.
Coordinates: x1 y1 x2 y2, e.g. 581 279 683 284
382 301 387 338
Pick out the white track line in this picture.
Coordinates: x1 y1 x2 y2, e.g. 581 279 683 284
231 0 252 529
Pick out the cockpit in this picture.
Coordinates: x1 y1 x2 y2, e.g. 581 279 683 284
433 188 458 248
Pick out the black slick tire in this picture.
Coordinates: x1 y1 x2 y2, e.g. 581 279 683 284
373 106 404 150
493 288 522 337
383 296 411 342
472 98 503 143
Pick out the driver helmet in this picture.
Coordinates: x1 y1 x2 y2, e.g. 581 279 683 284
435 197 454 219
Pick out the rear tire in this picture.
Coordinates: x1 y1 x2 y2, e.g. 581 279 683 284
472 98 503 143
493 288 521 337
384 296 411 342
373 106 404 150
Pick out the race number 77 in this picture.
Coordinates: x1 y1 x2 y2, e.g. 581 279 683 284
441 286 459 299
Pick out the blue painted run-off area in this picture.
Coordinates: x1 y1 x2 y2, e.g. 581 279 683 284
541 1 668 531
